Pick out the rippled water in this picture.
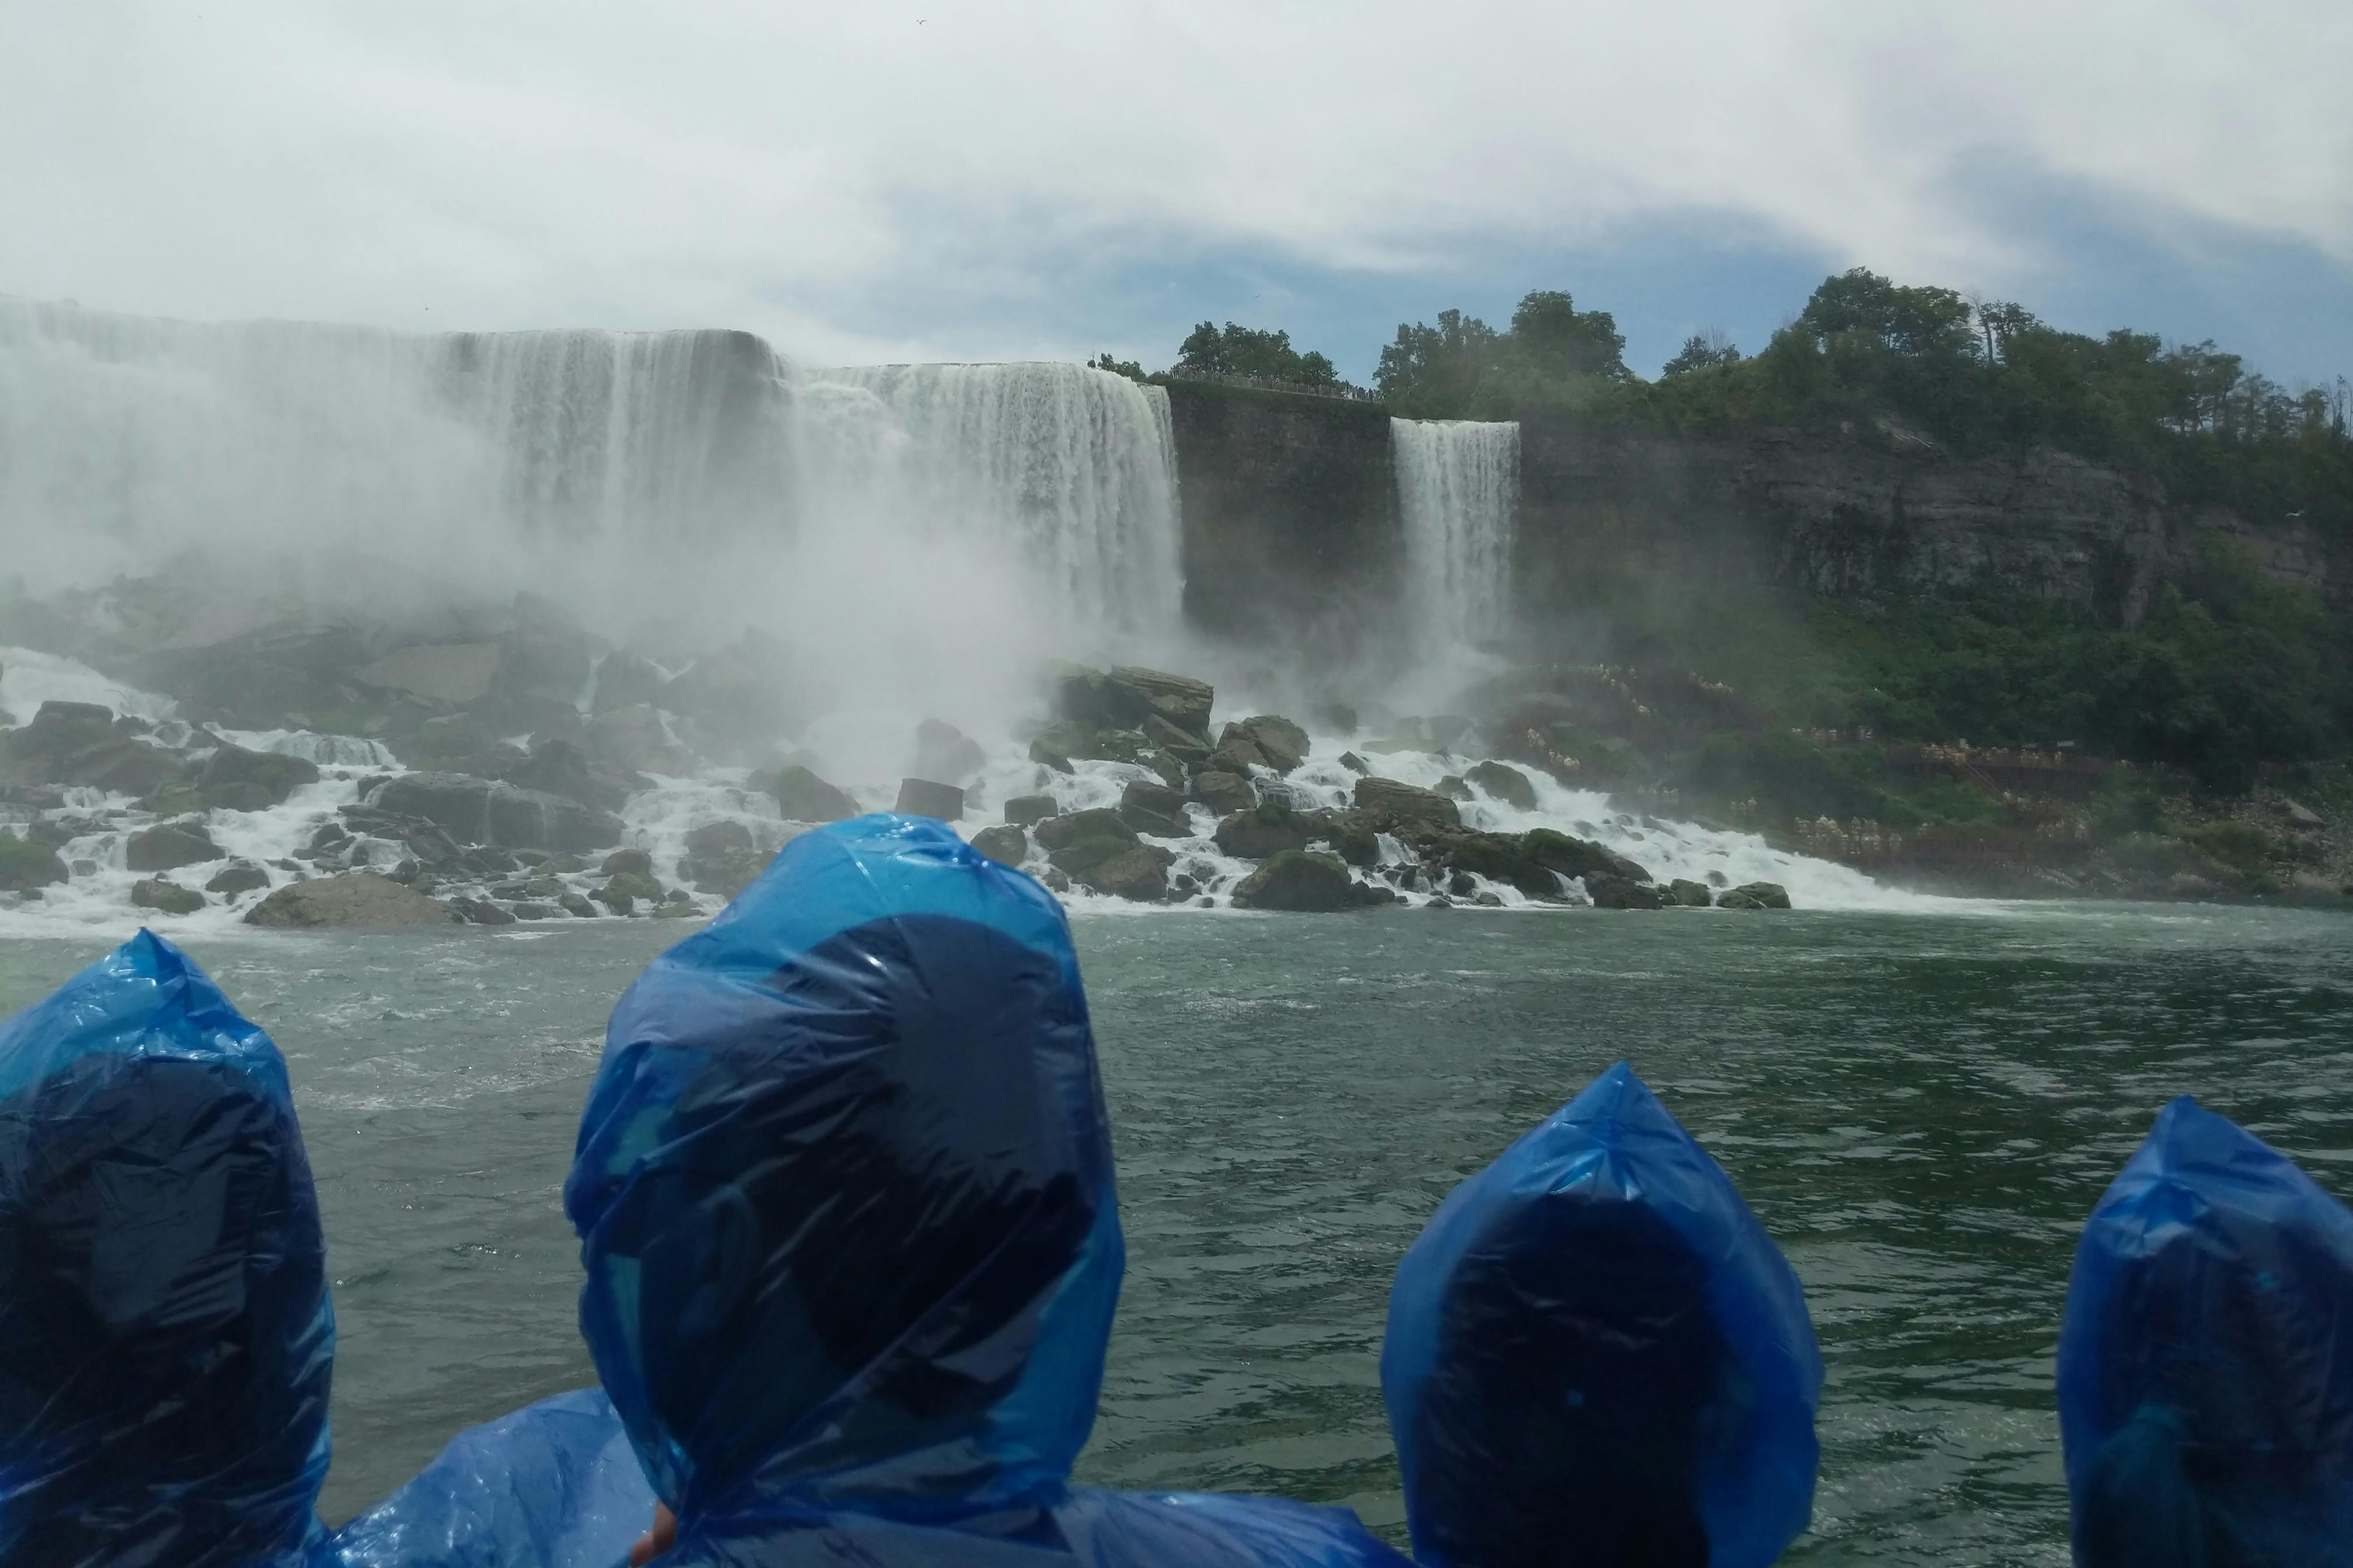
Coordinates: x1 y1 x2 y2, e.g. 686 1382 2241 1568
2 902 2348 1564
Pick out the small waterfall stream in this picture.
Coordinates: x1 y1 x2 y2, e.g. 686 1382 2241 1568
1391 417 1520 659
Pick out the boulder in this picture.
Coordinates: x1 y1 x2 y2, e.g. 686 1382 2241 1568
1727 881 1792 910
1206 737 1268 775
1142 713 1211 762
1031 721 1149 767
913 719 987 784
1028 740 1076 775
1339 752 1371 774
195 743 322 809
1003 792 1059 827
661 629 795 748
893 778 965 822
1586 875 1666 910
969 824 1028 867
127 821 221 872
1436 774 1474 802
452 897 519 926
1325 815 1380 867
602 848 654 877
589 651 669 714
1085 843 1174 902
681 819 768 899
1522 829 1651 886
1220 717 1307 776
602 870 665 905
1464 760 1538 811
245 871 456 928
352 642 504 706
131 877 205 915
1352 776 1461 829
1119 779 1191 837
1036 808 1139 878
507 738 637 812
0 702 187 797
1191 770 1256 814
1666 878 1713 907
753 762 859 823
368 773 624 855
558 892 599 919
582 703 696 776
1106 667 1214 741
1233 850 1377 912
0 834 69 891
205 861 272 897
1213 801 1321 860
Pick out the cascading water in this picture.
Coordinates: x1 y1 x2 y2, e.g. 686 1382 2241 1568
813 363 1184 645
1391 417 1520 660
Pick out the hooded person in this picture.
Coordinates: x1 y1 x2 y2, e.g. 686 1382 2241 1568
0 930 334 1568
2058 1097 2353 1567
1380 1063 1821 1568
561 813 1412 1567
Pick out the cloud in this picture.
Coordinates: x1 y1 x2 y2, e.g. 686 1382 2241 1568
2 1 2347 372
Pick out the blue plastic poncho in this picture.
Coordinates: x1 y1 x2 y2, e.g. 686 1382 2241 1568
0 930 334 1568
561 813 1409 1567
1380 1062 1821 1568
2057 1096 2353 1567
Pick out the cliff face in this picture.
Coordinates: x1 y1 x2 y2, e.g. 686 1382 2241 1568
1514 418 2348 626
1165 382 1400 655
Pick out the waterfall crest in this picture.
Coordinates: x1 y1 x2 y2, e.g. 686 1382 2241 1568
1391 417 1520 659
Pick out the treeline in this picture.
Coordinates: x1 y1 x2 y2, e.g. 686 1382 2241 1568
1119 271 2351 537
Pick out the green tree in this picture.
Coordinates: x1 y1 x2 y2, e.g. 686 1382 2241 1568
1174 321 1339 386
1661 330 1742 376
1086 352 1146 380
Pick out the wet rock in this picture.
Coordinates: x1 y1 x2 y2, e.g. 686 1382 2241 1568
752 762 859 824
589 650 669 714
1206 736 1268 775
1522 828 1650 886
661 628 797 750
583 703 696 776
400 713 504 770
452 897 519 926
1041 867 1072 893
1233 850 1376 912
195 743 322 810
1325 814 1379 867
1143 713 1212 762
1220 717 1307 775
1666 878 1713 907
1213 801 1319 860
245 872 457 928
893 777 965 822
507 738 637 813
205 861 272 897
369 772 623 855
600 871 665 907
353 642 504 705
1085 843 1175 902
970 824 1028 867
1472 891 1506 907
1448 870 1476 897
1191 770 1256 815
1436 774 1474 802
681 820 767 899
1035 808 1139 880
127 820 221 872
1106 667 1214 741
0 702 187 796
1119 779 1191 837
512 902 565 920
0 834 69 890
558 892 599 919
1352 776 1461 829
913 719 987 784
1729 881 1792 909
1004 792 1059 827
1339 751 1371 774
1028 739 1076 775
1464 760 1538 811
1586 874 1666 910
601 848 654 878
131 876 205 914
460 846 521 876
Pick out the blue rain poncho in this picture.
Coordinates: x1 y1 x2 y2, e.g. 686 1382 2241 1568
561 813 1411 1567
0 930 334 1568
1380 1063 1822 1568
2058 1096 2353 1567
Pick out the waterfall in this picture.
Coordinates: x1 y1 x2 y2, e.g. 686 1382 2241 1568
1391 417 1520 657
812 363 1183 642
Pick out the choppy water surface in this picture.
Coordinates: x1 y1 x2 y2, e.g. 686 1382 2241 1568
2 902 2349 1564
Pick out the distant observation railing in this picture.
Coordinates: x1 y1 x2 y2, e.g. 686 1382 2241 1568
1163 365 1384 404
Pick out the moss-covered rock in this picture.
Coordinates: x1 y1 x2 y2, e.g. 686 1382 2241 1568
0 833 67 891
1233 850 1379 912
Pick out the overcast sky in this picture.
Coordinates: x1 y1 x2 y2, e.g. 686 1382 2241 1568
6 2 2349 382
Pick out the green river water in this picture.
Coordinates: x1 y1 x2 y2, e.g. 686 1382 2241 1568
2 901 2348 1565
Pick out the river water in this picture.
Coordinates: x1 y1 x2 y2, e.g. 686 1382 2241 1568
2 901 2348 1565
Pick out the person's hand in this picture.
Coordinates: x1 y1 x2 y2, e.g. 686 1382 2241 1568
627 1503 676 1566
